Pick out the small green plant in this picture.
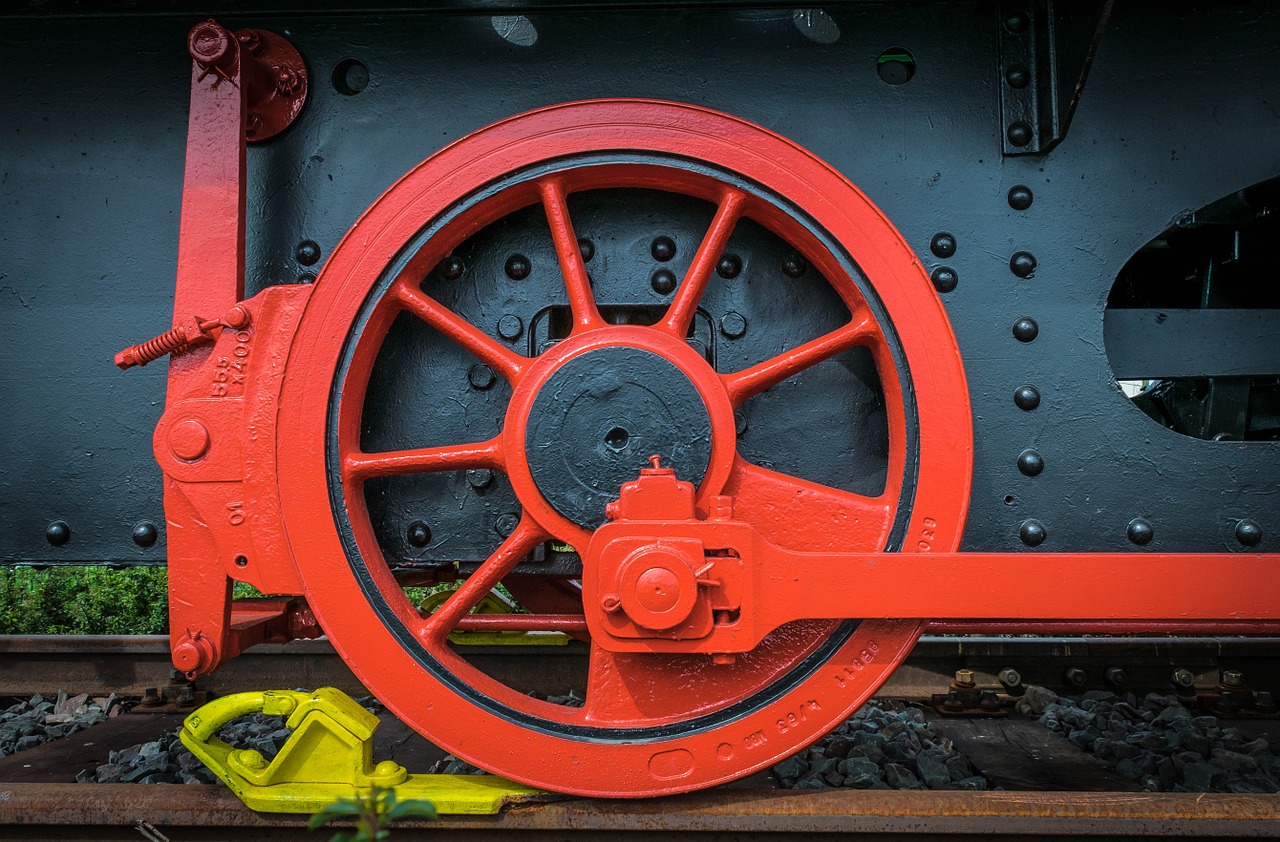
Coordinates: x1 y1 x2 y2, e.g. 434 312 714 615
308 785 437 841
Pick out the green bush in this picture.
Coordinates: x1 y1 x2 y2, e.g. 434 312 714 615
0 567 169 634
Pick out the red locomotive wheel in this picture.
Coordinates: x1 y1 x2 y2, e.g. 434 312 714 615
276 100 972 796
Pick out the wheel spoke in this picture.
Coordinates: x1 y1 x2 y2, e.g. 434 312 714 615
725 456 893 552
660 189 746 338
418 515 549 643
538 178 605 333
722 311 874 407
343 436 503 483
394 279 526 383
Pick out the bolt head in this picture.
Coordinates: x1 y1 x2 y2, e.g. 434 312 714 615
650 236 676 262
1019 518 1046 547
1008 185 1034 210
719 311 748 339
497 314 524 341
931 266 958 293
1171 668 1196 688
495 513 520 538
1007 122 1033 147
170 419 211 461
406 521 431 548
45 520 71 547
1010 251 1037 278
188 21 233 68
781 252 807 278
1235 518 1263 547
132 520 159 548
468 364 496 390
1127 517 1154 546
504 254 531 281
1222 669 1245 687
716 253 742 279
1005 65 1030 89
1016 448 1044 477
930 232 957 258
295 240 321 266
650 269 677 295
437 256 465 281
1013 384 1041 410
955 668 975 686
1004 10 1030 32
467 468 495 490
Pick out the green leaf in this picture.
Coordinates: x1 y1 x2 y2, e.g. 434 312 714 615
308 801 362 829
387 799 439 822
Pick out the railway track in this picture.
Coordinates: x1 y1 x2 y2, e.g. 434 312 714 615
2 634 1279 839
2 785 1279 841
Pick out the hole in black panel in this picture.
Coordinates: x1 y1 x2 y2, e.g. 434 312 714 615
877 48 916 85
332 58 370 95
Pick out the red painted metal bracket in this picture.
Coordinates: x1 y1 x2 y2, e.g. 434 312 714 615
121 20 311 678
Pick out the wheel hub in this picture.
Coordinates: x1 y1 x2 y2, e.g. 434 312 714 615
523 345 713 529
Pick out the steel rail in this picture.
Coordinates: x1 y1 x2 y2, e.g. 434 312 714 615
1 633 1278 699
0 784 1278 840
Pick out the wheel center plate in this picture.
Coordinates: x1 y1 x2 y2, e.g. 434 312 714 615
524 346 712 529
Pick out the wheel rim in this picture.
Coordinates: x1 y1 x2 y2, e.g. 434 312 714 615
277 99 973 796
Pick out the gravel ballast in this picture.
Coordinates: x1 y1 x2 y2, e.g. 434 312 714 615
1018 685 1280 793
772 700 990 790
1 693 123 759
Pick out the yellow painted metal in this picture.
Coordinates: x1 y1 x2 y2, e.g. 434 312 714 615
417 588 570 646
179 687 543 814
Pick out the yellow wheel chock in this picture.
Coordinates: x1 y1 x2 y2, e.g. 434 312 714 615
179 687 544 814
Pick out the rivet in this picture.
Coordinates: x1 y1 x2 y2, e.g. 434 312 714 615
931 266 958 293
781 252 807 279
295 240 321 266
1127 517 1154 546
169 419 211 461
1007 122 1033 147
438 256 464 281
497 315 524 341
578 238 595 263
45 520 71 547
1012 317 1039 343
1019 518 1046 547
734 410 749 436
1004 11 1029 33
1004 65 1030 89
1016 448 1044 477
1235 518 1263 547
407 521 431 548
504 254 531 281
651 269 677 295
299 272 316 284
495 513 520 538
1013 384 1040 410
1010 251 1037 278
716 254 742 279
467 469 495 490
719 311 748 339
468 364 496 390
1008 185 1034 210
132 520 159 548
651 236 676 262
930 232 957 258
